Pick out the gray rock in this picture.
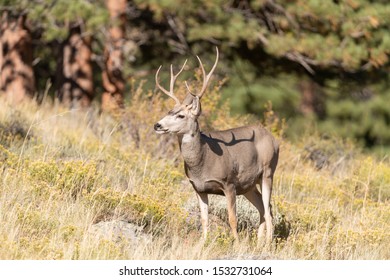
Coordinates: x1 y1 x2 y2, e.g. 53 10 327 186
89 220 150 244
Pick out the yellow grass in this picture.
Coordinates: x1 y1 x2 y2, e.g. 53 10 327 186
0 84 389 260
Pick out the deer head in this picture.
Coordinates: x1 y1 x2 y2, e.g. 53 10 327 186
154 47 219 135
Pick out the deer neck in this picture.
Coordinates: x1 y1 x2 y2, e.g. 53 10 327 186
178 120 204 168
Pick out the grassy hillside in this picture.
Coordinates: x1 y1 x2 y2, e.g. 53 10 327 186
0 83 389 260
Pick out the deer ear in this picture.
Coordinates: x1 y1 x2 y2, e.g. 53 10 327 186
189 96 201 116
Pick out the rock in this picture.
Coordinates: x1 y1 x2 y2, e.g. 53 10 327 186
89 220 150 244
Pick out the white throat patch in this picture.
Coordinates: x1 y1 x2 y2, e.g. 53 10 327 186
182 133 195 144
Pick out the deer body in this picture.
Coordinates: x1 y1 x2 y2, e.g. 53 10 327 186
181 126 277 195
154 48 279 241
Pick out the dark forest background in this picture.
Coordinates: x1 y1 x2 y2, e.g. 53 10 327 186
1 0 390 151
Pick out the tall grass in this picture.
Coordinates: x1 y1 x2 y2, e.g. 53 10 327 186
0 83 389 260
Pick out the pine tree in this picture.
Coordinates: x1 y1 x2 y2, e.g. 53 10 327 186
1 0 108 107
38 0 107 108
101 0 127 112
0 9 35 102
56 25 93 108
133 0 390 147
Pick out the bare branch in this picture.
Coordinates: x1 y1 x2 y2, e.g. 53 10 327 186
285 51 316 74
166 14 189 54
266 0 300 31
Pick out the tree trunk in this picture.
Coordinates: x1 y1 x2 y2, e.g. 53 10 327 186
101 0 126 112
0 11 35 103
56 25 93 108
299 79 325 118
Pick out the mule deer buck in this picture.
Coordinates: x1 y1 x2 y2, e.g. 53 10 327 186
154 47 279 242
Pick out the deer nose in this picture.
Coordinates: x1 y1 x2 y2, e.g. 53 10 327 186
154 123 162 131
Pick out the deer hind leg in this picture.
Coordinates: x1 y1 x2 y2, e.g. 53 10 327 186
243 187 266 241
224 187 239 240
196 192 209 239
262 168 274 242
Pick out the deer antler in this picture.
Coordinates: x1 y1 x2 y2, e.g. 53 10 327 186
185 47 219 99
155 59 187 105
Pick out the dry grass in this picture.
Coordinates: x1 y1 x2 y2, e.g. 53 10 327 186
0 83 389 260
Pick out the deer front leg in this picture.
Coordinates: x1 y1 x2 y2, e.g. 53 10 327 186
196 192 209 239
224 187 239 240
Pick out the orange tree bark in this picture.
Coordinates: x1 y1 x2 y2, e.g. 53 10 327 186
0 11 35 103
101 0 126 112
298 80 325 118
56 25 93 108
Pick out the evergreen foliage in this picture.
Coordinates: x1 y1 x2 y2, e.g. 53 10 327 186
1 0 108 41
1 0 390 148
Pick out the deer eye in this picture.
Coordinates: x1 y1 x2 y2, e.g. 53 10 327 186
176 114 185 119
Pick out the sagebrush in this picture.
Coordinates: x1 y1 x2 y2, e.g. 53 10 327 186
0 85 389 259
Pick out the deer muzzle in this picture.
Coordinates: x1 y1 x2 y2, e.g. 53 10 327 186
154 122 168 134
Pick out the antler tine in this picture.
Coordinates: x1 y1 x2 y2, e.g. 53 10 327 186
187 47 219 99
169 59 187 93
155 59 188 105
155 66 171 97
184 80 195 95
